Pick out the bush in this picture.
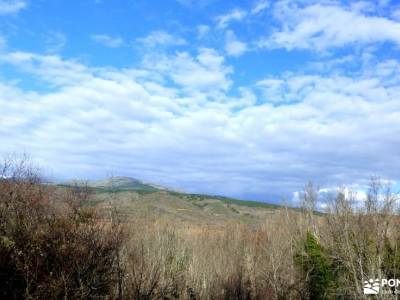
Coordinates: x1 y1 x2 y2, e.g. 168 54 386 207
294 232 336 300
0 157 123 299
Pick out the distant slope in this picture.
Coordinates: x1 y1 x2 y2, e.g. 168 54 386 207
61 176 292 225
166 191 281 210
90 190 281 225
64 176 169 192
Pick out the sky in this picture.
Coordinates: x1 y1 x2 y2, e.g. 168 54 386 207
1 0 400 203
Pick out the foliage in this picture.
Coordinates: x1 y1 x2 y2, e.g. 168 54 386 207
0 158 123 299
295 232 336 299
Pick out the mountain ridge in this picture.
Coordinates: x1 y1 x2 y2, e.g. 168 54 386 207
63 176 175 192
61 176 280 209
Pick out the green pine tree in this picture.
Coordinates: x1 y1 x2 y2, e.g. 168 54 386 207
294 231 336 299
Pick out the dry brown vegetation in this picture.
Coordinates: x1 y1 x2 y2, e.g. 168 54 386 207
1 156 400 299
0 156 124 299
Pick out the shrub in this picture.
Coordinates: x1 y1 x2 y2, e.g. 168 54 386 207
0 157 123 299
294 232 336 300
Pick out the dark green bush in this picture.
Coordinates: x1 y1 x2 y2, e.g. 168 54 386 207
295 231 336 300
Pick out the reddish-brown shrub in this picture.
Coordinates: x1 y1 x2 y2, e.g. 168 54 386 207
0 157 123 299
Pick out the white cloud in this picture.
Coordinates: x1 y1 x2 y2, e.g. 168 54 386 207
256 78 286 102
251 0 269 14
0 0 26 15
142 48 232 94
293 181 400 211
1 48 400 199
215 8 247 29
91 34 124 48
0 52 92 86
197 25 210 39
259 2 400 50
137 31 186 48
44 31 66 53
214 3 268 30
224 30 247 56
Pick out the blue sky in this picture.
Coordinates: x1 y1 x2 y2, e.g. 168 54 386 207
1 0 400 203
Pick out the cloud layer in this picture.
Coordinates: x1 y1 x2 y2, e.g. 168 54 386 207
91 34 124 48
1 47 400 199
1 0 400 201
259 1 400 51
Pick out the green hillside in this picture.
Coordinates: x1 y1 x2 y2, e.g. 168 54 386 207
59 177 290 225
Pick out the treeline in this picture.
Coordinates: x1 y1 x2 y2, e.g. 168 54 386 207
0 157 399 299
